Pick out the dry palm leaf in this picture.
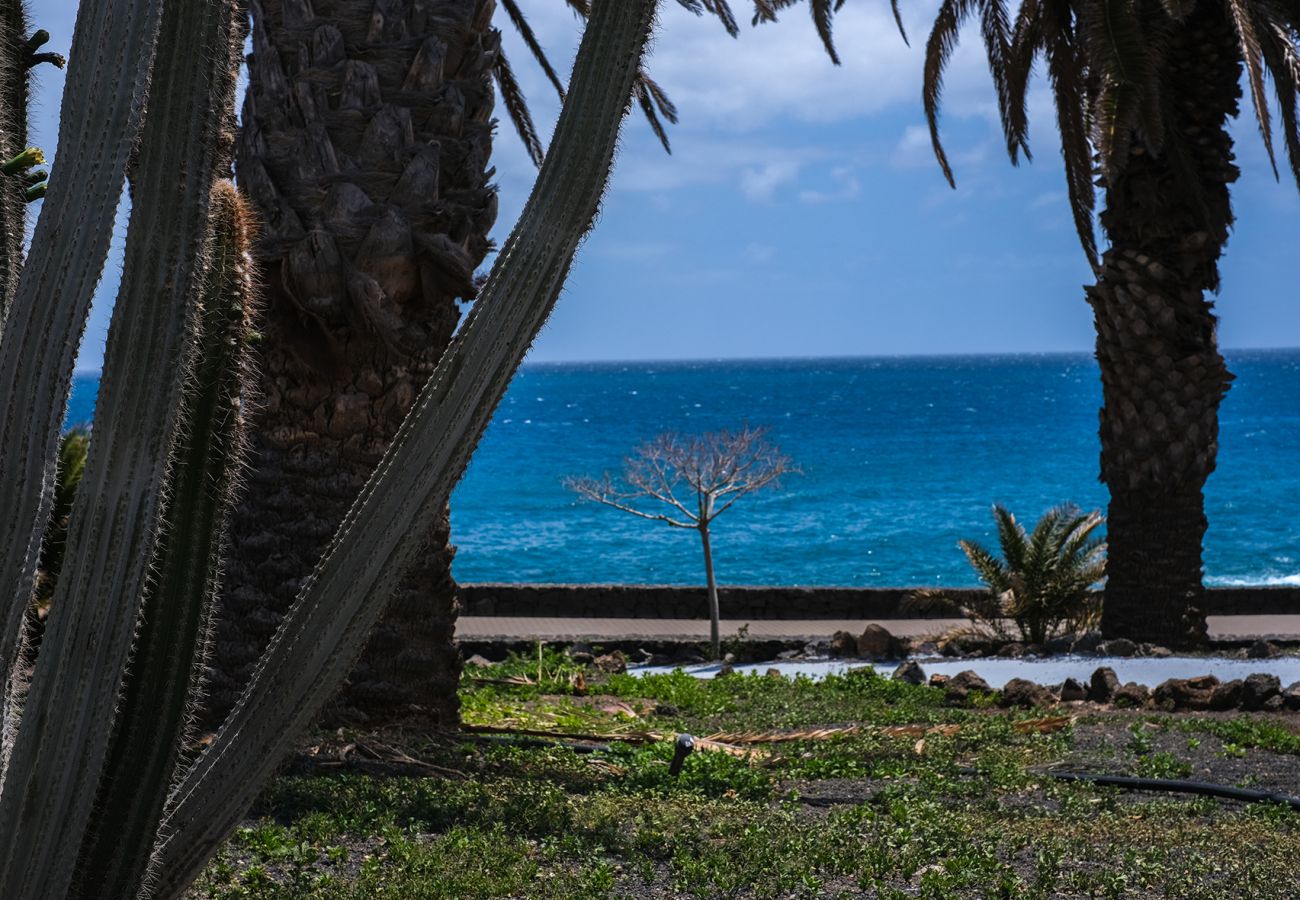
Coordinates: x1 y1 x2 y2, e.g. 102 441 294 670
1013 715 1075 734
460 723 664 744
692 737 767 760
704 725 864 744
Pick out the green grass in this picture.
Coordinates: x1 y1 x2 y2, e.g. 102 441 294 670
191 654 1300 898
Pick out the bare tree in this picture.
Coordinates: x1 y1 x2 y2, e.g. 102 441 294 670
567 426 795 658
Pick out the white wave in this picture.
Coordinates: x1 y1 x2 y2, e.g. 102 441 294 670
1206 574 1300 587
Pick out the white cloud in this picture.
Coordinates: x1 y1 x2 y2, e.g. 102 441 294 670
892 125 933 167
799 165 860 204
740 159 801 202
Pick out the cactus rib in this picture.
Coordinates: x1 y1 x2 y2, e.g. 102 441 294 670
0 0 164 774
0 0 242 893
70 182 257 900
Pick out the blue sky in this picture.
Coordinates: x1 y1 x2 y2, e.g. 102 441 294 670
33 1 1300 370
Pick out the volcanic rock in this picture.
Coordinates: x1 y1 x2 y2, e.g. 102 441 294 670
944 670 992 705
857 624 900 660
1283 682 1300 711
1059 678 1088 702
1112 682 1151 708
1097 638 1138 657
1088 667 1121 703
829 631 858 658
1153 675 1219 711
1210 679 1245 711
1242 673 1282 711
1247 640 1282 660
891 660 927 685
998 678 1056 709
1071 631 1105 654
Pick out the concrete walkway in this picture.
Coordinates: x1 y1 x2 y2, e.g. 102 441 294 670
457 615 1300 643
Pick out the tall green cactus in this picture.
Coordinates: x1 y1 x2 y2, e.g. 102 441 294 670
70 180 258 900
0 0 655 896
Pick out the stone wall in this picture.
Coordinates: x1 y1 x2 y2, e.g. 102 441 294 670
458 583 1300 620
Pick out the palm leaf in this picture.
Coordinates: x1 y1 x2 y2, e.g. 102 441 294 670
993 504 1028 574
500 0 566 101
1040 0 1099 267
1079 0 1157 174
924 0 980 187
1225 0 1280 178
959 538 1012 593
891 0 910 45
493 46 546 167
1255 3 1300 192
1004 0 1042 163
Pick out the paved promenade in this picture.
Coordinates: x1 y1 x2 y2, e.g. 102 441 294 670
458 615 1300 643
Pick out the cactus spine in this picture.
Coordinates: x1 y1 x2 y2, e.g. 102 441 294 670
71 181 257 900
0 0 163 769
0 0 654 895
0 0 241 891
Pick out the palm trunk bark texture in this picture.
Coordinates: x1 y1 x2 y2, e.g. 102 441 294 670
208 0 502 726
1091 1 1241 646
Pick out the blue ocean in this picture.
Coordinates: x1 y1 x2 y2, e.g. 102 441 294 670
66 350 1300 588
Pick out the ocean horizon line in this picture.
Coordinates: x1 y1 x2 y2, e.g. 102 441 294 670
68 344 1300 377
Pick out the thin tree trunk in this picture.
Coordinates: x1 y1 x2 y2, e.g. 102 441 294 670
700 522 720 658
1091 2 1240 646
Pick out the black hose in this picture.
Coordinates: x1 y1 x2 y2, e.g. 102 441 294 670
1043 771 1300 811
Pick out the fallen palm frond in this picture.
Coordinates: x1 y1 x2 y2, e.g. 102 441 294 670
693 737 767 759
703 725 865 744
702 722 965 744
460 723 664 744
1013 715 1075 735
468 674 538 687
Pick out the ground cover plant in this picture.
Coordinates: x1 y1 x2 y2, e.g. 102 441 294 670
194 653 1300 898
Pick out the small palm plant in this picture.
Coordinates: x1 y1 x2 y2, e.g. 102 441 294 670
32 427 90 617
912 505 1107 647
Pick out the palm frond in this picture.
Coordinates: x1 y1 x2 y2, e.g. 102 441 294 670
634 79 674 153
500 0 566 101
959 538 1012 593
1159 0 1197 20
492 45 546 167
992 504 1028 574
678 0 742 36
1040 0 1099 267
924 0 980 187
1253 1 1300 190
957 503 1106 643
892 0 910 45
810 0 842 64
981 0 1030 165
1004 0 1042 163
1078 0 1158 175
1225 0 1280 178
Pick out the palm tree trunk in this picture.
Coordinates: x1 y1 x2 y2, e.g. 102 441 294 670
206 0 501 727
1091 1 1240 646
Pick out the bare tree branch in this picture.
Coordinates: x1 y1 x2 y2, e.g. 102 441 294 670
567 424 795 527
